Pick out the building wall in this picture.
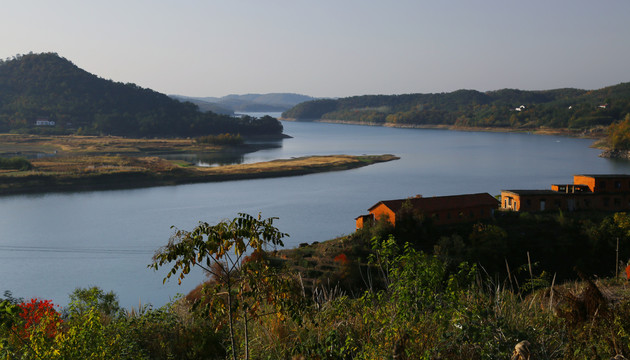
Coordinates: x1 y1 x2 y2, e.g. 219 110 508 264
551 184 589 193
426 205 495 226
573 175 597 192
366 204 496 227
501 192 578 212
369 203 396 226
501 192 520 211
501 192 630 212
355 214 374 229
589 194 630 211
573 175 630 193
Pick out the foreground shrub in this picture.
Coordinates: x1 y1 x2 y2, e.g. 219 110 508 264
246 234 630 359
0 290 224 359
117 301 226 360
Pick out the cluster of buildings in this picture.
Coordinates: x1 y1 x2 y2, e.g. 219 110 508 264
355 174 630 229
35 117 55 126
501 174 630 213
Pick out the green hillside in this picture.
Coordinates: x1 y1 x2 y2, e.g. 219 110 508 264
283 84 630 130
0 53 283 137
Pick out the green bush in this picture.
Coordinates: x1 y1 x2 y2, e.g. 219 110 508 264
195 133 244 146
0 157 32 170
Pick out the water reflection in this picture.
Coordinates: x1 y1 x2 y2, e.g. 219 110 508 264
158 139 284 167
159 152 246 167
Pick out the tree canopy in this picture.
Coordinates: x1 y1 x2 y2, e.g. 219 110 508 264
607 113 630 150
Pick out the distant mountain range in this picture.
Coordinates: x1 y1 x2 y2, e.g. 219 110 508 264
170 93 317 114
282 84 630 130
0 53 283 137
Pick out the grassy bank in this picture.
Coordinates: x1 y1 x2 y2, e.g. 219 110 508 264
0 154 398 195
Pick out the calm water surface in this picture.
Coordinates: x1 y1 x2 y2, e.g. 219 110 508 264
2 120 629 308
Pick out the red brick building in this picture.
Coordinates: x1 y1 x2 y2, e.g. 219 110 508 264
356 193 499 229
501 174 630 212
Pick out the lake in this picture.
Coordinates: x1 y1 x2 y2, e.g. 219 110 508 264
2 118 629 309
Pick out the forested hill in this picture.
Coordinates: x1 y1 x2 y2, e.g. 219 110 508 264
282 84 630 129
0 53 283 137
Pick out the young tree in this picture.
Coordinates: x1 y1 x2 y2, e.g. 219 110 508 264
150 213 287 360
608 113 630 150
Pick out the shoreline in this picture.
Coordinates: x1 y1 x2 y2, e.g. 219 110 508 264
599 149 630 160
282 117 622 158
281 117 607 140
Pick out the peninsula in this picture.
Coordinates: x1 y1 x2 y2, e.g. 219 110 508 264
0 135 398 195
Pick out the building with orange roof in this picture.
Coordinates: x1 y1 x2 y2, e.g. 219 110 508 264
356 193 499 229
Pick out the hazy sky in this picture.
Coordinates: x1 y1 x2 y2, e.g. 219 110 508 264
3 1 630 98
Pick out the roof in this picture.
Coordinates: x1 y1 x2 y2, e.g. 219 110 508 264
501 190 562 196
550 184 589 187
369 193 499 213
574 174 630 179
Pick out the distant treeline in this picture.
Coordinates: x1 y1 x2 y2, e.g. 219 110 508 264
0 53 283 138
283 85 630 129
195 133 244 146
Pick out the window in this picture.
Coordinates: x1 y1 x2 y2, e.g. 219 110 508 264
614 198 621 206
554 200 561 207
526 199 532 207
603 197 610 207
600 181 607 190
615 181 622 189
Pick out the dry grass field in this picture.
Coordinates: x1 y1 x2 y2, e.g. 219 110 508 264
0 134 220 156
0 135 398 194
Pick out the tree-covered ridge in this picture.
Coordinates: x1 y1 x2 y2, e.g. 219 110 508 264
283 83 630 129
0 53 283 137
